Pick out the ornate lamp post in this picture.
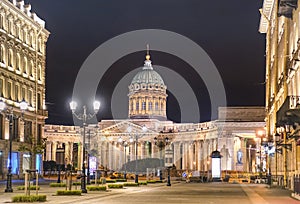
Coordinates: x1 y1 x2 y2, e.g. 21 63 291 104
0 98 28 193
118 137 128 180
154 136 169 181
69 100 100 193
127 125 147 183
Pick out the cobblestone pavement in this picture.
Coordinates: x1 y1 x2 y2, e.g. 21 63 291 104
0 181 299 204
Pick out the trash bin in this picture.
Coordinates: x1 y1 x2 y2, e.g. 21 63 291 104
100 177 106 184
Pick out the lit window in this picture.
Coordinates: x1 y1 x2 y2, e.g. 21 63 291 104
155 102 159 111
142 102 146 110
149 102 152 110
136 102 139 111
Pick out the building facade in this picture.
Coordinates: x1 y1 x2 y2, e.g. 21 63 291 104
0 0 49 178
44 53 265 178
259 0 300 189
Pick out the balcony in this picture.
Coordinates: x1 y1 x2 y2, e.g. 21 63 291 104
276 96 300 127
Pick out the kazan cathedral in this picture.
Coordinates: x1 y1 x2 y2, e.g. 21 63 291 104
44 52 265 177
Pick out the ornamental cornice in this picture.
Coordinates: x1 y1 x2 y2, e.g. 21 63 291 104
259 0 275 33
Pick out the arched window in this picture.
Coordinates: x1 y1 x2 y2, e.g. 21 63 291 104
0 45 5 63
38 37 42 52
28 60 34 77
8 49 13 67
38 64 42 81
23 57 28 74
16 53 20 71
136 102 139 111
161 102 164 111
0 14 4 29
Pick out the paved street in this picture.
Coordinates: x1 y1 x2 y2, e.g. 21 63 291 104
0 181 299 204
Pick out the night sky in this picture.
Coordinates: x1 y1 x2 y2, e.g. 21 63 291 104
26 0 266 125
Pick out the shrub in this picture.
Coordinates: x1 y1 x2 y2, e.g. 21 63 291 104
72 182 81 186
50 183 66 187
155 180 163 183
56 190 81 195
12 195 47 202
17 186 40 190
107 184 123 189
106 179 116 183
146 180 157 184
124 182 139 187
87 186 107 191
116 179 127 182
138 181 147 185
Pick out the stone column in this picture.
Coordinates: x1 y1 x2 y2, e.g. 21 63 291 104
45 141 52 161
141 142 145 159
173 142 180 169
52 141 57 161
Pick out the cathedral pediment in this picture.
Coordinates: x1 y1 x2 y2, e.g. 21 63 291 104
99 120 156 135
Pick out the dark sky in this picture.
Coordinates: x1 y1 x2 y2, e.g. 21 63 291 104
26 0 266 125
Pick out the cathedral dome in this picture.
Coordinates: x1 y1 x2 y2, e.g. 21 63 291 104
128 52 167 120
129 54 166 92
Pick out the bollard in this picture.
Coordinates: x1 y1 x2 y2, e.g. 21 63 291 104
25 172 28 196
36 171 39 195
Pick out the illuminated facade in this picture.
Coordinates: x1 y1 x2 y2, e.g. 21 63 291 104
44 53 265 176
0 0 49 177
259 0 300 189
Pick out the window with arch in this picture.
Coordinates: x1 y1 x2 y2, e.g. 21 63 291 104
16 53 21 71
142 101 146 110
29 60 34 77
29 32 34 47
0 45 5 63
15 84 19 101
161 102 164 110
0 78 3 96
38 37 42 52
28 90 32 106
155 102 159 111
149 102 152 110
23 57 28 74
21 87 26 100
7 81 12 99
0 14 4 29
136 102 139 111
8 49 13 67
38 64 42 81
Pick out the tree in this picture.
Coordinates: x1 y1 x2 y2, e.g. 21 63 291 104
18 135 47 171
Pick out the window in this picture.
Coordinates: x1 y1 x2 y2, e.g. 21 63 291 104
22 87 26 101
8 49 13 67
7 82 11 99
136 102 139 111
149 102 152 110
0 45 5 63
38 65 42 81
142 101 146 110
155 102 159 111
0 14 4 29
23 57 27 74
0 78 3 96
16 53 20 71
37 93 41 110
28 90 32 106
15 84 19 101
0 114 3 139
28 60 33 77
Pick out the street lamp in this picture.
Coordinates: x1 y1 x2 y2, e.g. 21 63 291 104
118 137 128 180
153 136 170 181
0 98 28 192
127 125 147 183
69 100 100 193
